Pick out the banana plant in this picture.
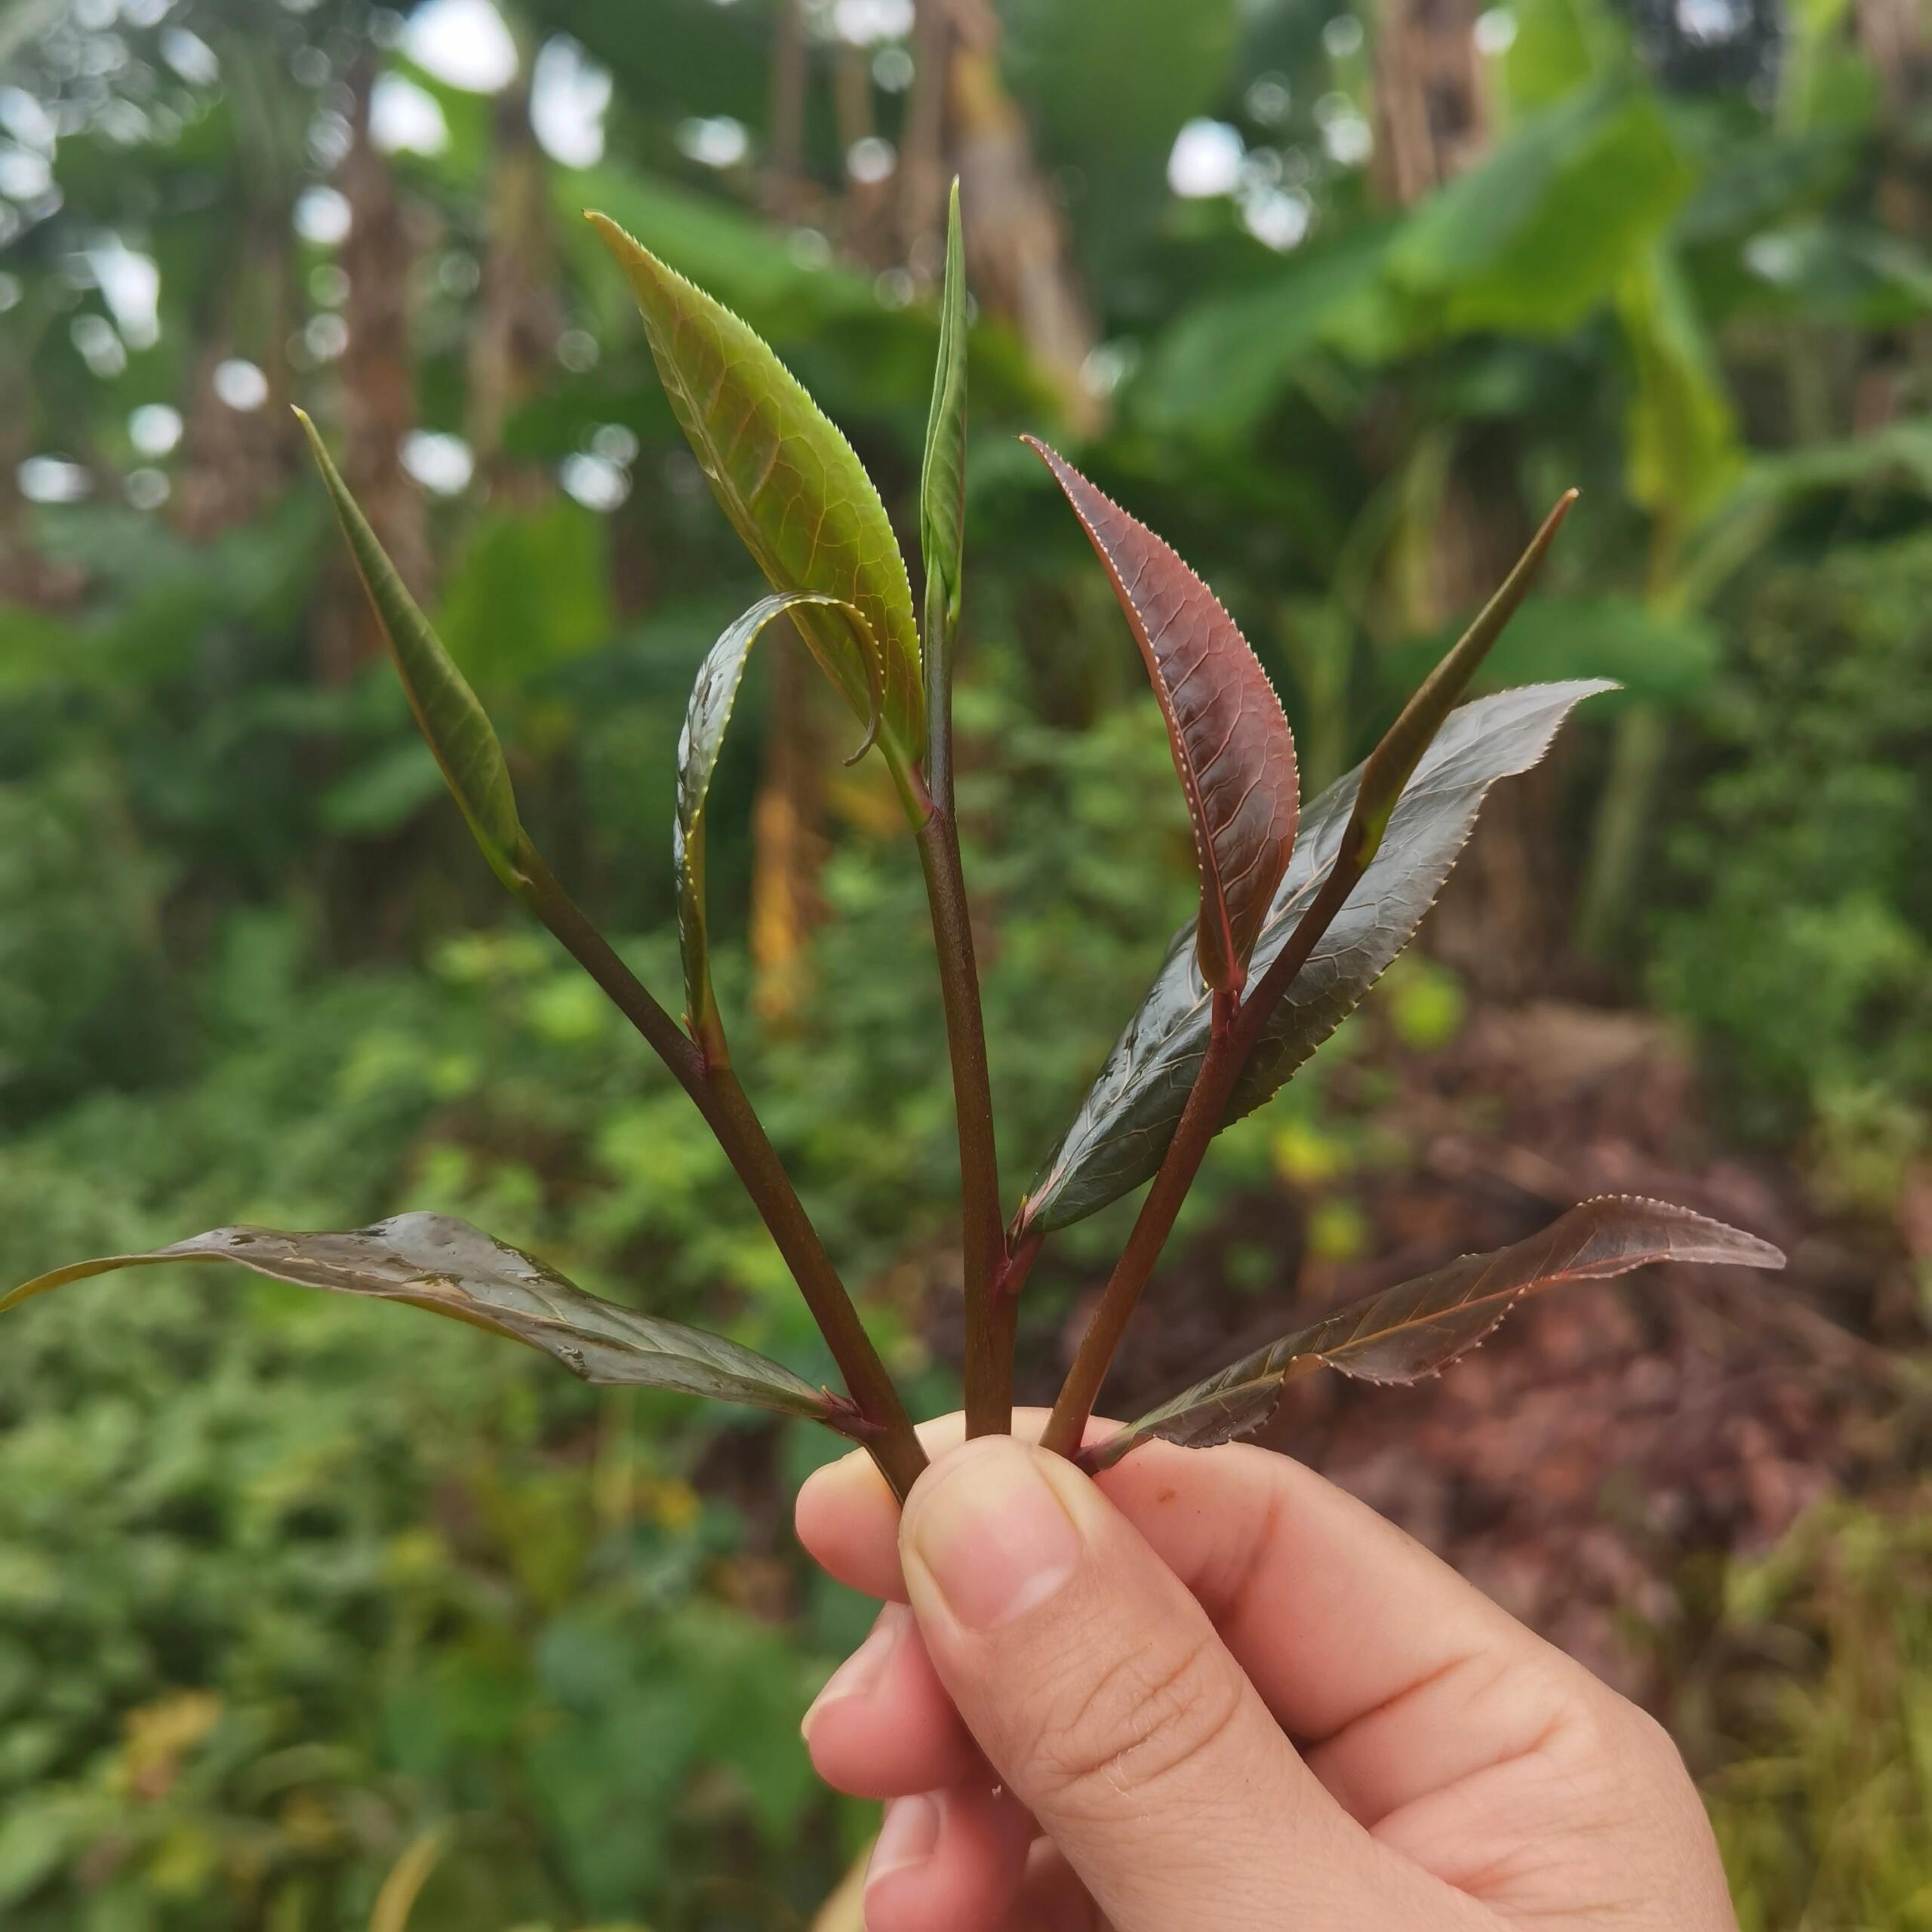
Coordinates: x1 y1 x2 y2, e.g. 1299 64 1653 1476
5 186 1784 1498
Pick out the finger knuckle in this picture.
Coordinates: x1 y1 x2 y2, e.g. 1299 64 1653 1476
1552 1674 1644 1764
1035 1633 1248 1817
1619 1698 1695 1787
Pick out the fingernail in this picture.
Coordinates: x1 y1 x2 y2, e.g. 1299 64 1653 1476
867 1792 941 1890
906 1442 1082 1630
801 1606 904 1744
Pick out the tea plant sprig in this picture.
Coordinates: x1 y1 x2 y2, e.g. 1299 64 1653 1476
5 186 1783 1497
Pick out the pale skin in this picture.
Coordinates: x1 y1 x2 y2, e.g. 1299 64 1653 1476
795 1413 1740 1932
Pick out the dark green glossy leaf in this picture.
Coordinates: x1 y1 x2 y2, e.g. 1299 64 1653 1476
1387 87 1692 342
1083 1197 1785 1469
296 409 526 891
1021 681 1614 1232
920 180 968 792
1137 226 1399 441
1383 596 1721 712
2 1213 836 1424
589 212 924 771
1028 438 1300 993
678 592 881 1057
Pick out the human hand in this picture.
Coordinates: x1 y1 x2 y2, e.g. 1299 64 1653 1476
795 1414 1737 1932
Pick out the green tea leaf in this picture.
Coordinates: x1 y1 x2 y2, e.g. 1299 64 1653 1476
588 212 924 770
3 1214 837 1424
1021 681 1614 1232
1027 438 1300 993
678 592 881 1058
1084 1197 1785 1469
919 180 969 794
296 409 526 890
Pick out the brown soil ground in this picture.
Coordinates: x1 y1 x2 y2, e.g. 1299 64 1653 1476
1020 998 1927 1700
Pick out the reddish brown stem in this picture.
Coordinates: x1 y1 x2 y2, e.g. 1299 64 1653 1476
1039 861 1365 1460
1040 491 1580 1459
988 1223 1044 1407
913 788 1008 1438
1039 1031 1245 1456
518 849 927 1499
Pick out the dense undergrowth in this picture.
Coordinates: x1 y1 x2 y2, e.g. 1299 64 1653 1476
3 571 1925 1924
5 0 1930 1919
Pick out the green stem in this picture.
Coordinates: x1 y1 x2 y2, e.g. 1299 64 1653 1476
517 848 926 1500
912 793 1008 1437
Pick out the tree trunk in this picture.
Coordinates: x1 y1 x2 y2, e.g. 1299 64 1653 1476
1368 0 1564 995
742 1 835 1019
897 0 955 282
1857 0 1932 120
742 0 1104 1020
750 635 831 1029
171 267 296 543
763 0 811 222
171 42 300 544
945 0 1103 432
316 55 431 685
1369 0 1490 207
1853 0 1932 431
468 66 561 505
0 398 84 609
834 32 897 265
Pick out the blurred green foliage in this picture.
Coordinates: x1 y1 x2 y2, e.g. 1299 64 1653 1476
1694 1494 1932 1932
2 0 1928 1921
1654 531 1932 1196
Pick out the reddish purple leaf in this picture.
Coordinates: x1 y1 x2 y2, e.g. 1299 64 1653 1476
2 1214 836 1423
1026 438 1298 995
1081 1195 1786 1469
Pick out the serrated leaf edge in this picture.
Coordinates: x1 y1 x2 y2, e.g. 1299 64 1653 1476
586 211 921 758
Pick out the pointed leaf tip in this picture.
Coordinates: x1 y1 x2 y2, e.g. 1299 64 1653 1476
919 180 970 802
590 211 924 768
1343 487 1579 875
1021 681 1615 1232
1082 1195 1786 1469
297 409 525 890
1014 498 1586 1236
5 1214 836 1423
1026 437 1299 993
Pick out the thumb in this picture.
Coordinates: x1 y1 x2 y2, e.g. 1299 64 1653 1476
897 1437 1464 1932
